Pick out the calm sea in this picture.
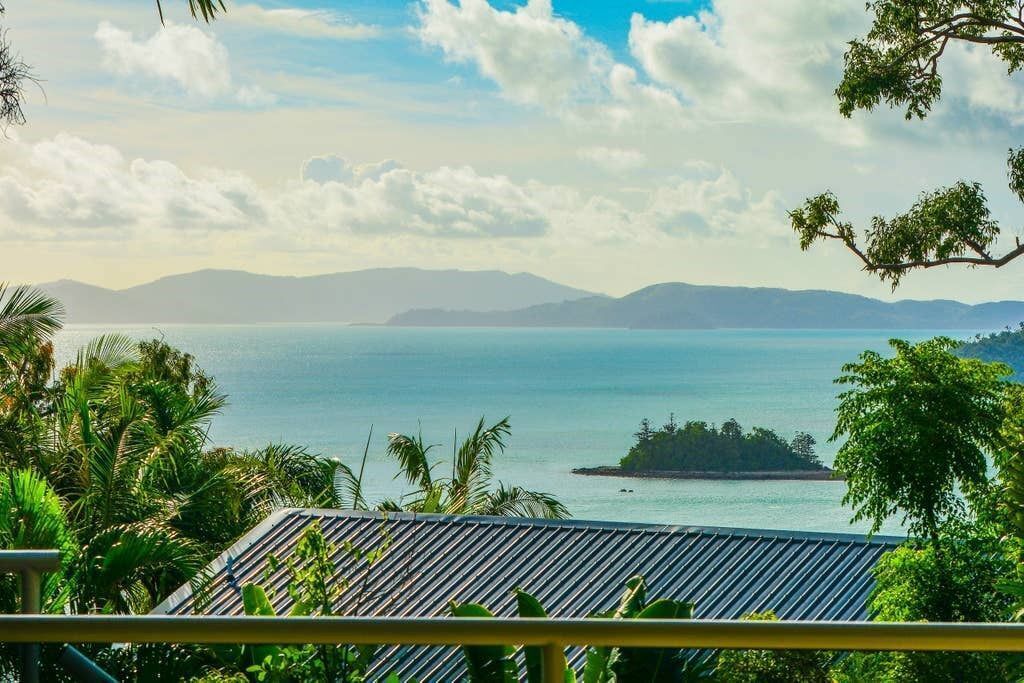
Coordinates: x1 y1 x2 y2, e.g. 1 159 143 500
54 326 970 535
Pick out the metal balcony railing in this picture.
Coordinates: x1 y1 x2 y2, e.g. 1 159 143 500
4 551 1024 682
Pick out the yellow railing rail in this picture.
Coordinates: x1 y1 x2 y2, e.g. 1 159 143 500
2 615 1024 681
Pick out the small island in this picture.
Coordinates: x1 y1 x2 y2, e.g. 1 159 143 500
573 416 838 481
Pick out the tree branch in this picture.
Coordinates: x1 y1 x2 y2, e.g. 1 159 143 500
828 218 1024 276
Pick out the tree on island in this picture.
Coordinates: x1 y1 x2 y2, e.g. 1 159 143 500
959 323 1024 378
621 416 824 473
634 418 654 444
789 1 1024 288
790 432 821 468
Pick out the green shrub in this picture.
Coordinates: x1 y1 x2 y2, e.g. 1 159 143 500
714 611 831 683
863 531 1016 682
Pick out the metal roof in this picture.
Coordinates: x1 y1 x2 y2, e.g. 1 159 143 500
155 509 901 680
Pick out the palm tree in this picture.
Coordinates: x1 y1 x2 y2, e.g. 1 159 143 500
0 284 62 469
383 417 568 519
40 336 349 613
0 288 351 614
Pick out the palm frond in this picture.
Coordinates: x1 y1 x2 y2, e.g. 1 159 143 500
386 430 437 489
336 425 373 510
335 459 367 510
0 467 71 550
376 498 404 513
0 468 75 613
479 484 569 519
76 520 207 613
155 0 227 24
246 443 341 507
454 416 510 488
75 334 139 372
0 283 64 347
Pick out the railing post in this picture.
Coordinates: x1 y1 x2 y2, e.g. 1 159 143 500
20 567 42 683
542 642 565 682
0 551 61 683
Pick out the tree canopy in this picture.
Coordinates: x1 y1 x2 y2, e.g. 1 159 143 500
832 337 1011 539
790 0 1024 287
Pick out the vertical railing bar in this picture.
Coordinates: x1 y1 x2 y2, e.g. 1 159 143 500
542 642 566 682
21 568 42 683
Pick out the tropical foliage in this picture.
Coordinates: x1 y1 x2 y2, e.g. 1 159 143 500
829 334 1024 679
832 337 1010 540
621 416 822 473
194 521 393 683
715 612 831 683
451 574 711 682
0 283 345 617
852 527 1016 681
0 285 567 679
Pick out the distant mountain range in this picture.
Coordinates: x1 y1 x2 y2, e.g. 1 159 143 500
387 282 1024 330
38 269 597 324
35 270 1024 329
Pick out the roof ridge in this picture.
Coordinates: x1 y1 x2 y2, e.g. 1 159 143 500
280 508 904 545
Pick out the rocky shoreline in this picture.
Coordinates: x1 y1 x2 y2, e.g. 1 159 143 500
571 466 841 481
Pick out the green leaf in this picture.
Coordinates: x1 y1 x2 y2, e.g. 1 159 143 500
615 600 695 682
583 646 616 683
239 584 284 668
242 584 276 616
614 575 647 618
636 599 694 620
515 588 552 683
450 601 518 682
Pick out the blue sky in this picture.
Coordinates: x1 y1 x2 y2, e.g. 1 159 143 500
3 0 1024 303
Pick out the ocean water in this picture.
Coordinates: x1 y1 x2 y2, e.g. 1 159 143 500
53 326 970 535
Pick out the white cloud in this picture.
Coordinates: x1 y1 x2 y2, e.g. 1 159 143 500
0 134 785 247
95 20 275 106
646 164 788 239
234 84 278 107
627 1 870 141
288 159 550 237
228 4 380 40
577 146 647 174
417 0 689 129
300 155 402 184
0 134 266 236
417 0 611 109
415 0 872 140
941 42 1024 126
0 135 548 240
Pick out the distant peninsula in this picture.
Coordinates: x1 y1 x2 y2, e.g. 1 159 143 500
388 282 1024 330
573 417 838 481
958 324 1024 378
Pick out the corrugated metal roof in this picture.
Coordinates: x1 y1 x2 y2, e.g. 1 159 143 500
155 510 900 680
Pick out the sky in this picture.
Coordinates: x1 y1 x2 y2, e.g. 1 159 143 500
4 0 1024 303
